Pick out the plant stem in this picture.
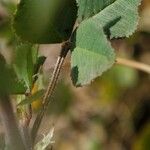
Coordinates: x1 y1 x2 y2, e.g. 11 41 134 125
18 91 32 149
0 94 26 150
24 91 32 127
31 41 71 143
116 57 150 74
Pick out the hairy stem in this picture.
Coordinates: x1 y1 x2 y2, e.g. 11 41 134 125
116 57 150 74
31 41 71 143
0 94 26 150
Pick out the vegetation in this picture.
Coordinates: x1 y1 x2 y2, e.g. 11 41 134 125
0 0 150 149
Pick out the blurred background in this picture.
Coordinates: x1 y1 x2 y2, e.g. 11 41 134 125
0 0 150 149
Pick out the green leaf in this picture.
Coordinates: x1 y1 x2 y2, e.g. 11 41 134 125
13 43 38 90
71 0 141 86
13 0 77 44
9 71 27 94
0 54 12 94
93 0 141 38
10 81 27 94
18 89 44 106
71 19 115 86
0 54 27 94
76 0 115 22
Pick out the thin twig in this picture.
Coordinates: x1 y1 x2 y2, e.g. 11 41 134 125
116 57 150 74
31 41 71 143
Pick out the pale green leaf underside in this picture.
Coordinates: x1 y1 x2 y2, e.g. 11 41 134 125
77 0 115 22
71 19 115 86
93 0 142 38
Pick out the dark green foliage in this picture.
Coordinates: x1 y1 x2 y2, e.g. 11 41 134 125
13 0 77 43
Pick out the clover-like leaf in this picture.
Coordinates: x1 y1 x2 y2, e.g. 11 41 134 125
93 0 141 38
71 19 115 86
76 0 115 22
71 0 141 86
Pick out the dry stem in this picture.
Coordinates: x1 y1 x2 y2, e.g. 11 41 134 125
116 57 150 74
